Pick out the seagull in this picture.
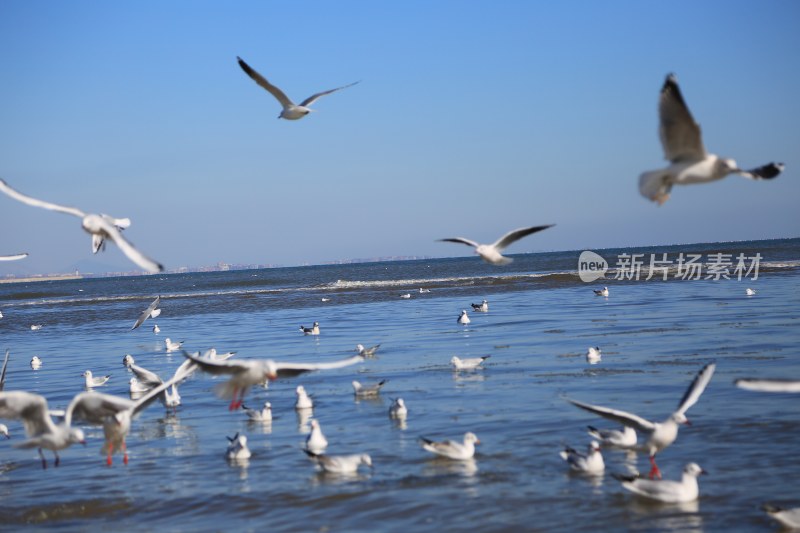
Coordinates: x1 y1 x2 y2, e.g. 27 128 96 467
300 322 320 335
131 296 161 330
0 349 9 391
586 347 602 365
438 225 554 265
560 441 605 474
127 360 197 408
122 354 135 367
295 385 314 410
236 56 359 121
165 338 184 353
30 356 42 369
201 348 237 361
82 370 110 388
0 178 164 273
593 287 609 297
242 401 272 422
153 324 160 334
615 462 707 503
389 398 407 419
471 300 489 312
0 423 8 439
306 419 328 453
226 432 252 460
639 74 784 205
128 377 150 394
735 378 800 393
451 355 490 370
419 288 431 294
568 362 716 479
458 310 471 325
0 390 87 468
763 504 800 529
0 253 28 261
421 432 480 460
181 351 363 410
321 297 331 302
305 450 372 474
30 324 42 331
356 344 381 358
587 425 638 449
745 288 757 296
400 293 411 299
352 379 387 398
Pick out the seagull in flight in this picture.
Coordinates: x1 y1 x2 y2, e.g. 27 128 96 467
131 296 161 330
567 362 715 479
0 253 28 261
0 178 163 273
182 351 364 410
237 56 359 120
639 73 784 205
439 225 554 265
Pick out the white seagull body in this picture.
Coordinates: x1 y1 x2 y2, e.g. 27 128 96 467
300 322 320 335
568 363 715 478
763 504 800 529
616 462 706 503
122 354 135 367
457 310 471 325
30 356 42 369
226 432 252 460
164 338 184 353
0 178 163 273
0 423 8 439
129 377 150 394
83 370 110 388
420 432 479 460
182 351 363 410
131 296 161 330
586 346 602 364
352 379 387 398
153 324 160 334
639 74 784 205
389 398 407 419
451 355 490 370
305 450 372 474
471 299 489 312
735 378 800 393
127 359 197 408
439 225 554 265
237 56 359 120
745 288 757 296
587 425 638 449
295 385 314 410
242 401 272 422
305 419 328 453
560 441 605 474
594 287 609 297
356 344 381 358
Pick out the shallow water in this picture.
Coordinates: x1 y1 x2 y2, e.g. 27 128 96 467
1 240 798 531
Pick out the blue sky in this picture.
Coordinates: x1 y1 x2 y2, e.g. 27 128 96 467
1 1 798 275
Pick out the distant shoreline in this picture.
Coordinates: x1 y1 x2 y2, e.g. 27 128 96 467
0 275 83 284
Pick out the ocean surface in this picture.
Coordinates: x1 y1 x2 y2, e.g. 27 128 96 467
1 238 798 532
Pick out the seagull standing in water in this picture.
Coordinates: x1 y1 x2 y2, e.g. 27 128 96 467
568 362 716 479
560 441 605 474
305 450 372 474
237 56 359 120
471 300 489 312
420 432 480 460
451 355 490 370
439 225 554 265
593 287 609 297
586 347 602 364
614 462 707 503
0 178 163 273
587 425 637 449
242 401 272 422
389 398 407 420
83 370 110 388
639 73 784 204
305 419 328 453
226 433 252 460
356 344 381 358
458 310 471 325
300 322 320 335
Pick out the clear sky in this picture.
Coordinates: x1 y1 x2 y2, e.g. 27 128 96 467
1 1 798 276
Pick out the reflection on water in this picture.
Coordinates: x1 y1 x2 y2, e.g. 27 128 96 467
422 457 478 479
296 408 312 432
627 499 703 532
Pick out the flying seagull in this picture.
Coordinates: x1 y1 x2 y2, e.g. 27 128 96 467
639 73 784 204
0 179 163 273
0 253 28 261
237 56 359 120
131 296 161 330
439 225 554 265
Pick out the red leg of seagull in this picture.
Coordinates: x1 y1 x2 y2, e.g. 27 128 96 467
228 388 239 411
648 455 662 479
107 443 114 466
123 441 128 465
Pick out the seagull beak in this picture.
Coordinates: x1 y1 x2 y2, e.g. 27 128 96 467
683 418 692 426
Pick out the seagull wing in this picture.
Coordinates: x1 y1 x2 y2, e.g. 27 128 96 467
0 391 56 437
735 378 800 393
438 237 480 249
568 398 656 432
675 362 716 416
131 296 161 330
0 253 28 261
492 224 554 251
182 350 253 376
67 392 135 425
737 162 785 181
0 349 9 391
658 74 706 162
132 369 194 415
237 56 295 108
0 178 86 218
299 81 360 108
273 355 364 378
128 363 164 387
93 216 164 273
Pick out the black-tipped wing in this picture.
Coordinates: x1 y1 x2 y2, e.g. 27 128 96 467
0 178 86 218
735 378 800 393
438 237 479 248
658 74 706 162
182 351 253 376
273 355 364 378
493 224 554 251
676 363 716 416
739 162 784 181
568 398 656 432
237 56 294 108
93 216 163 273
131 296 161 330
299 81 360 108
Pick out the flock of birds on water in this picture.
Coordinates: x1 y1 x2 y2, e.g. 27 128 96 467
0 61 796 528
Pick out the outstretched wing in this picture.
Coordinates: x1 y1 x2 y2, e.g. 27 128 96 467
493 224 554 251
299 81 360 108
128 363 164 387
737 162 785 181
675 362 716 416
67 392 136 425
131 296 161 330
0 253 28 261
182 350 252 376
568 398 656 432
658 73 706 162
273 355 364 378
92 216 164 273
0 178 86 218
735 378 800 393
0 391 55 437
438 237 479 249
237 56 294 108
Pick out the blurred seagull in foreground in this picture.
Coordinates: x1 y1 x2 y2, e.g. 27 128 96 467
122 354 135 367
568 362 715 479
237 56 359 121
182 351 363 410
0 253 28 261
305 450 372 474
735 378 800 393
614 462 707 503
560 441 604 474
82 370 110 388
0 423 8 439
639 73 784 205
438 225 554 265
763 504 800 529
420 432 480 460
131 296 161 330
451 355 490 370
0 178 163 273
